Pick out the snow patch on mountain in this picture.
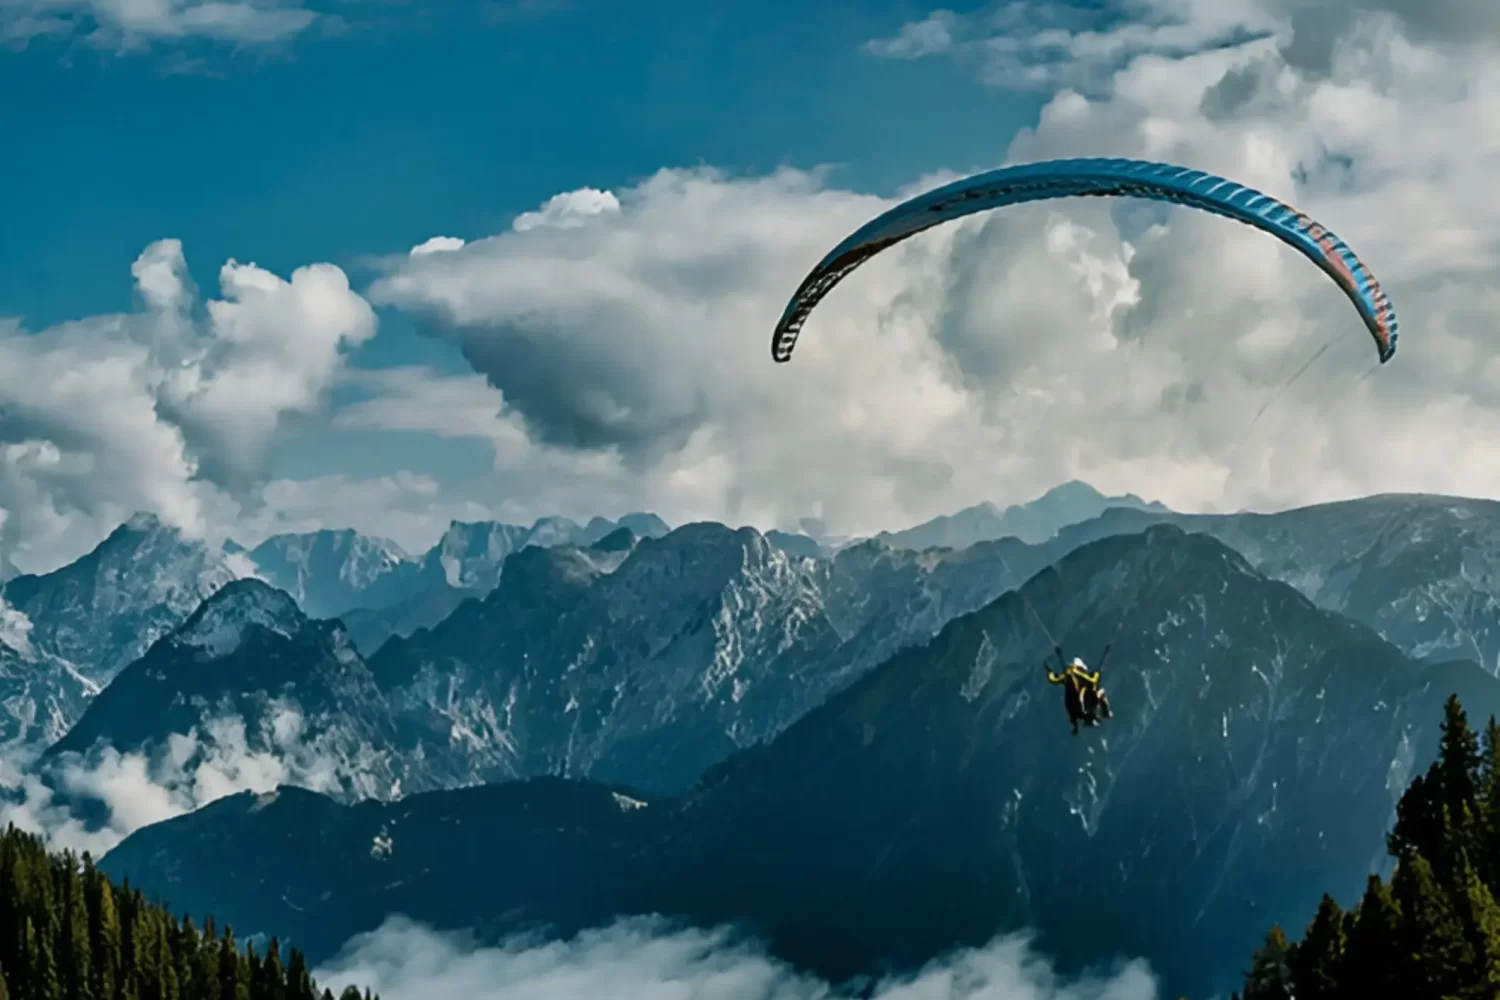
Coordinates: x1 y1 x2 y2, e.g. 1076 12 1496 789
0 644 98 748
0 599 35 660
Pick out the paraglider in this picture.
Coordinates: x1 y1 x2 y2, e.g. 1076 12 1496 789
770 157 1398 367
1046 646 1113 736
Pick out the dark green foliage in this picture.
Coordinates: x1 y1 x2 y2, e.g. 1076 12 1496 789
1285 895 1344 1000
1338 875 1407 995
1241 695 1500 998
0 826 375 1000
1239 925 1292 1000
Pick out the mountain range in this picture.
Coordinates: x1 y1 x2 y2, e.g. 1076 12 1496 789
247 511 673 621
0 511 671 749
877 480 1169 549
1048 494 1500 675
101 524 1500 998
13 485 1500 995
49 521 1068 799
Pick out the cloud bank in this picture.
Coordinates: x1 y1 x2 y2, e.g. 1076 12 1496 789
13 0 1500 568
314 916 1160 1000
366 2 1500 537
0 708 345 857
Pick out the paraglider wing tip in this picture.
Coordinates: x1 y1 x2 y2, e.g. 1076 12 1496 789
771 330 794 363
1380 332 1398 363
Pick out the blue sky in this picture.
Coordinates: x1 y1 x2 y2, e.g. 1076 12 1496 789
0 0 1056 541
2 0 1040 326
3 0 1496 570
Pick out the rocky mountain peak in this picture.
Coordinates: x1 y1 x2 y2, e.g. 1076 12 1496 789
589 526 638 553
491 543 605 607
173 579 308 658
0 514 241 680
247 529 420 618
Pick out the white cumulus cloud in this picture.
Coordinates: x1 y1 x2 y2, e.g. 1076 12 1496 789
366 15 1500 538
410 236 468 256
0 239 375 573
0 708 346 857
511 188 621 232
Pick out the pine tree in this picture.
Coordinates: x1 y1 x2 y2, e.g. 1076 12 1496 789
157 920 181 1000
88 865 121 1000
0 838 19 972
259 938 285 1000
1452 856 1500 998
1478 715 1500 886
160 953 181 1000
285 949 315 1000
1287 894 1344 1000
34 917 60 1000
1338 874 1410 996
11 919 31 1000
60 856 92 1000
196 919 222 1000
1389 770 1442 865
1439 694 1483 807
248 942 263 998
131 910 159 1000
1391 696 1485 878
1480 715 1500 805
1240 925 1293 1000
1390 850 1473 996
218 928 250 1000
175 916 200 998
1439 696 1485 873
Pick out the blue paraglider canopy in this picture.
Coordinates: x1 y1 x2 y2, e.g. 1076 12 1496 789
771 157 1397 367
